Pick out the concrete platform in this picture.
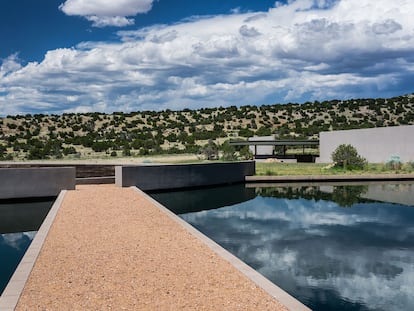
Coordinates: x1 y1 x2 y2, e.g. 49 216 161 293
1 185 309 311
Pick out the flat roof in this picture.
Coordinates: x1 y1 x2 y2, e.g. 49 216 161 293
229 140 319 146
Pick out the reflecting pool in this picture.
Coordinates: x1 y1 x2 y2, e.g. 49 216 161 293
151 182 414 311
0 198 54 295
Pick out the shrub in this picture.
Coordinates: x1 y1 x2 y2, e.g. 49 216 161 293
7 123 17 129
220 140 237 161
385 155 402 170
122 147 131 157
332 185 368 207
63 146 77 155
199 139 219 160
331 144 367 169
238 145 254 160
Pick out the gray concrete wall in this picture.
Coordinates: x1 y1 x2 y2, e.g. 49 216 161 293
249 136 274 156
0 163 114 178
0 167 76 199
318 125 414 163
116 161 255 191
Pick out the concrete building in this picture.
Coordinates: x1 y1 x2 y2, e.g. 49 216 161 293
248 136 275 156
230 136 319 162
318 125 414 163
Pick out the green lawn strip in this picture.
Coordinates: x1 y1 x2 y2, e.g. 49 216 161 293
255 162 414 176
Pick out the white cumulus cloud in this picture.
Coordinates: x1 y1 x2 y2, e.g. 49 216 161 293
59 0 155 27
1 0 414 115
0 54 22 78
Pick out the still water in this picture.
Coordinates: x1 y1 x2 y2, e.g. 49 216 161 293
151 182 414 311
0 198 54 295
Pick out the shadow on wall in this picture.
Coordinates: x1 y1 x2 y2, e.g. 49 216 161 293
0 167 76 200
116 161 256 191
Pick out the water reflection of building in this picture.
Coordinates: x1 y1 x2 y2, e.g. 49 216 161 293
361 183 414 206
320 182 414 206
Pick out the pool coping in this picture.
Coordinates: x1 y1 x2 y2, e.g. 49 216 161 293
133 186 311 311
0 191 67 311
247 173 414 183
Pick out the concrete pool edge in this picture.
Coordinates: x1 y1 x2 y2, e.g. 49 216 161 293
247 173 414 183
133 186 311 311
0 191 67 311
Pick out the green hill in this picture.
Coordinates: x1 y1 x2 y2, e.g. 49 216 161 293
0 94 413 160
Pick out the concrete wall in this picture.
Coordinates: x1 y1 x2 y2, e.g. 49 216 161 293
248 136 274 156
0 167 76 199
318 125 414 163
0 163 114 178
116 161 255 191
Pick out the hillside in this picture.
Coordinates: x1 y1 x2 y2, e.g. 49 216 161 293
0 94 413 160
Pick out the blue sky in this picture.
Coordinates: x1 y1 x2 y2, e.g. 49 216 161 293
1 0 414 116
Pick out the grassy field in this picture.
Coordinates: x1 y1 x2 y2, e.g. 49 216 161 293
255 162 414 176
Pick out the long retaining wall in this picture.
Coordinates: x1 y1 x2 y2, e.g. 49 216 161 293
0 163 114 178
0 167 76 199
116 161 255 191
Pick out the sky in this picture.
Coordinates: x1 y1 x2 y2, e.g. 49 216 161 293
1 0 414 116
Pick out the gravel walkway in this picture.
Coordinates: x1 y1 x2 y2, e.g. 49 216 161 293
16 185 287 310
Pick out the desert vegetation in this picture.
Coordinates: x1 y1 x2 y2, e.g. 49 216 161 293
331 144 367 170
0 94 413 161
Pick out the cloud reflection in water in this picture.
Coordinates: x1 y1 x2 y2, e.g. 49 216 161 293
0 231 36 250
180 189 414 311
0 231 36 295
